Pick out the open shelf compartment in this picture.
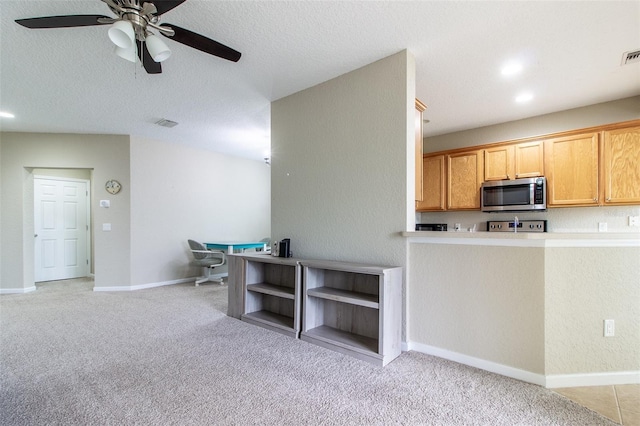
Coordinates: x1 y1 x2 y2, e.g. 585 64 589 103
301 259 402 366
240 255 302 339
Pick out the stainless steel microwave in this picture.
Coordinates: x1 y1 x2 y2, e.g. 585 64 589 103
481 177 546 212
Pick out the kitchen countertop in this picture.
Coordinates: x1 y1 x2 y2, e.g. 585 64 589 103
402 230 640 247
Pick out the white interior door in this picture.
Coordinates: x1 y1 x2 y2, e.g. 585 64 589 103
34 177 90 282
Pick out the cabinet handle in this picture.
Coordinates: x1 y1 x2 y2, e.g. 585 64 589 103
507 174 510 179
593 198 598 202
606 197 611 201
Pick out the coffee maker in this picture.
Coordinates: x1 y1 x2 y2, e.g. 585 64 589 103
272 238 291 257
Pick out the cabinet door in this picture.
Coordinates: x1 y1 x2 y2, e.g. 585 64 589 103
545 133 599 206
603 126 640 205
514 141 544 179
415 99 427 201
484 145 511 181
416 154 446 211
447 150 483 210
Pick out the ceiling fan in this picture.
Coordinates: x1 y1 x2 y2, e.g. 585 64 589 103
15 0 241 74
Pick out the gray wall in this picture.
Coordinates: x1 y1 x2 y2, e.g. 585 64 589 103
0 132 270 291
408 241 640 379
271 50 415 338
545 246 640 375
1 133 131 290
409 244 546 374
270 50 415 266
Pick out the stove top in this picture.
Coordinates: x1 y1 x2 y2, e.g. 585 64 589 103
487 220 547 233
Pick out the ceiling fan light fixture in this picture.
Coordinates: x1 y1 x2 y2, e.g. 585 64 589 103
108 20 135 49
114 44 137 63
145 34 171 62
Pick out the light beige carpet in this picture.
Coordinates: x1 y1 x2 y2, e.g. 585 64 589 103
0 278 615 425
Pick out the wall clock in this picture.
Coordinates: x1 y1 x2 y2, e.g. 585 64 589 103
105 179 122 195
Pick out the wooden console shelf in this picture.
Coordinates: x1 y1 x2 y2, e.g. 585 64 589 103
301 259 402 366
229 254 403 366
237 254 302 339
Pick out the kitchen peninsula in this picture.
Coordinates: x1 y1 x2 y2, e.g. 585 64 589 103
403 230 640 388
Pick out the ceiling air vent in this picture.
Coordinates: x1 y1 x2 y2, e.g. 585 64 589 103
155 119 178 128
621 49 640 65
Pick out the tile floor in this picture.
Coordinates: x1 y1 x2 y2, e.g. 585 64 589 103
554 384 640 425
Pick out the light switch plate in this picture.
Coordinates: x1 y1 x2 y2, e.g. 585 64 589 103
99 200 110 208
102 223 111 231
604 319 615 337
598 222 607 232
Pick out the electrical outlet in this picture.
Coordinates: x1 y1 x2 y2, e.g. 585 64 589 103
598 222 607 232
454 223 461 231
629 216 640 227
604 319 615 337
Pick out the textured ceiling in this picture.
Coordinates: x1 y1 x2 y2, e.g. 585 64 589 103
1 1 639 161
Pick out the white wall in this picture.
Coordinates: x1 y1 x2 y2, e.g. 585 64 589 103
270 50 415 266
129 136 270 286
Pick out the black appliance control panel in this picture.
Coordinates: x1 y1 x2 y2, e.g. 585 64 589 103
487 220 547 233
416 223 448 231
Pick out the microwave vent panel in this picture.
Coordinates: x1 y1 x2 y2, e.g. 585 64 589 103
621 49 640 65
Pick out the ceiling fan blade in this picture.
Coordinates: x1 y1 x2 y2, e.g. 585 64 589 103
137 40 162 74
15 15 111 29
152 0 188 16
162 23 241 62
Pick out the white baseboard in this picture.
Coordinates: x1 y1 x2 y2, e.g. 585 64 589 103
406 341 640 388
0 286 37 295
93 277 196 292
545 371 640 388
407 341 546 387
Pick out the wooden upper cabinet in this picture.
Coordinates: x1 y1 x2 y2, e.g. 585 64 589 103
447 150 484 210
484 141 543 181
416 154 446 211
484 145 511 181
602 126 640 205
514 141 544 179
415 99 427 201
545 132 599 207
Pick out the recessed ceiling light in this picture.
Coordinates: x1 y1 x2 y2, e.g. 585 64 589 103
501 62 523 76
515 93 533 103
0 111 15 118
